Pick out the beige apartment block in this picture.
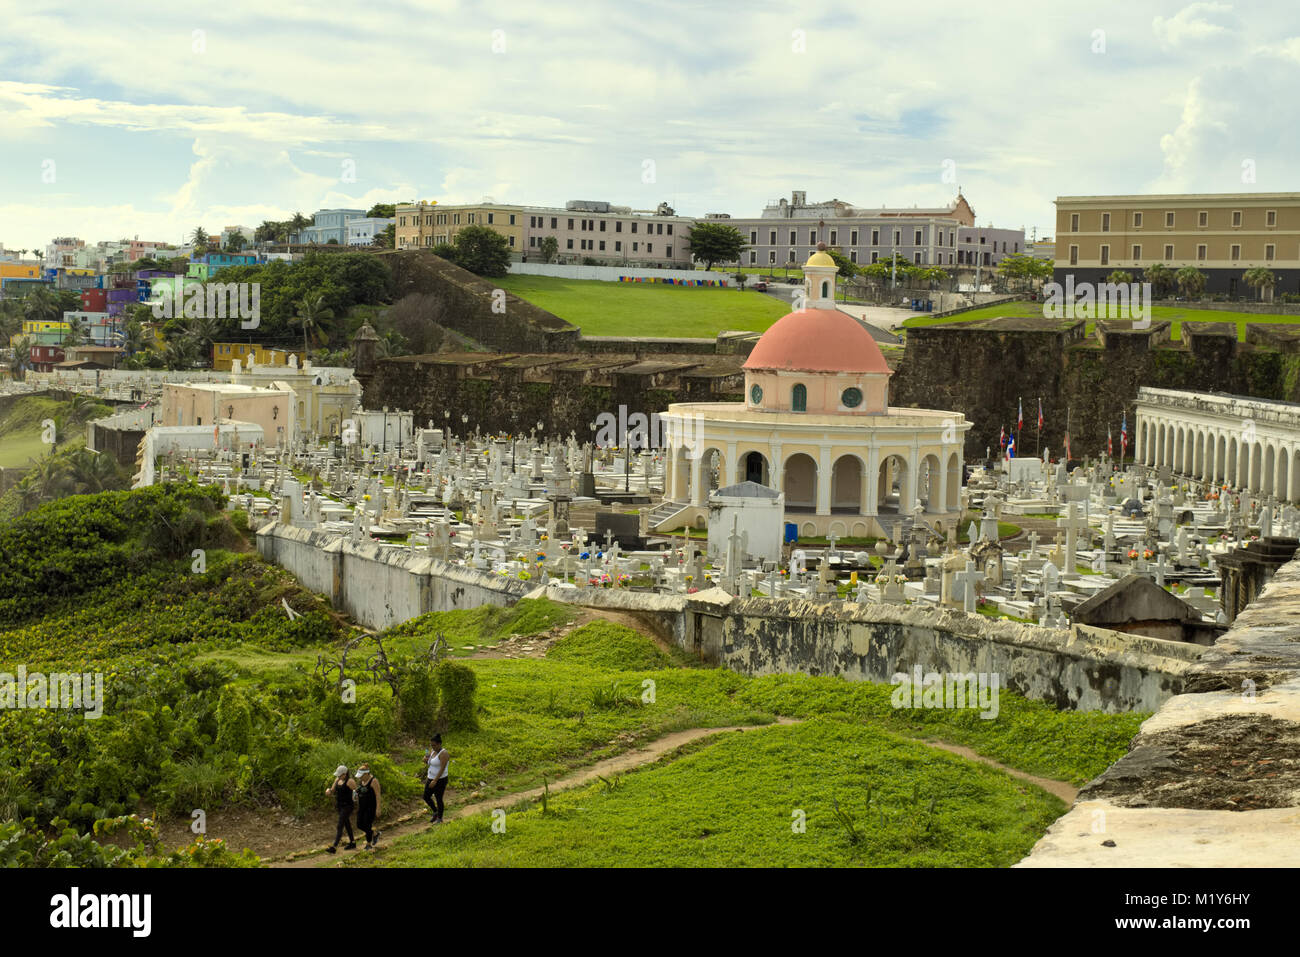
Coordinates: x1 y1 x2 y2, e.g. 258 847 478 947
1054 193 1300 296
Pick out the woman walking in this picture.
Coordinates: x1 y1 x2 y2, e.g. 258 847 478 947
355 763 382 849
325 764 357 853
423 735 450 824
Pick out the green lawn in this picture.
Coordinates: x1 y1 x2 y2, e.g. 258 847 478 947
354 718 1066 868
497 274 790 337
901 299 1300 342
0 431 49 468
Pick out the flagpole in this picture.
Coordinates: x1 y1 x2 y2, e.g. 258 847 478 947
1035 396 1041 459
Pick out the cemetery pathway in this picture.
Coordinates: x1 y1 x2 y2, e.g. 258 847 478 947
267 718 1077 867
918 739 1079 803
269 719 801 868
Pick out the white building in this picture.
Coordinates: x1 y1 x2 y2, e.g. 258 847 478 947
707 481 786 565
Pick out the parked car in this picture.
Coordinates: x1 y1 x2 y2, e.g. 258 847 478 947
753 281 768 292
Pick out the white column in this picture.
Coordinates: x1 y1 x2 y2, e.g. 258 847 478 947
904 447 920 513
865 445 879 515
726 441 738 486
816 446 832 515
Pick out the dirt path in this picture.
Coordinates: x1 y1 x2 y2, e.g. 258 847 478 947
920 740 1079 803
270 720 799 868
269 719 1077 868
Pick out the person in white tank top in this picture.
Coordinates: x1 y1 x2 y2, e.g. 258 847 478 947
423 734 450 823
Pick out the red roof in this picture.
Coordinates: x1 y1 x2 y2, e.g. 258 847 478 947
744 308 891 374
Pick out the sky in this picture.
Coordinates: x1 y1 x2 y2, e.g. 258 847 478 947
1 0 1297 253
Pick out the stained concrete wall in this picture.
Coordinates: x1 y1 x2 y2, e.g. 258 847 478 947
548 586 1197 713
257 524 526 631
1020 550 1300 866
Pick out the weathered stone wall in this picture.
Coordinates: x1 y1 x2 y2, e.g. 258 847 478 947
1020 549 1300 866
891 320 1300 460
547 586 1197 712
256 524 526 631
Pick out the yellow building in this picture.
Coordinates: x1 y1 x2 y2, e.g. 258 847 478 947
10 319 69 347
0 263 41 281
211 342 306 372
1055 192 1300 297
396 201 524 256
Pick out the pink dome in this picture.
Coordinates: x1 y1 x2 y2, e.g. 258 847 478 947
744 309 891 375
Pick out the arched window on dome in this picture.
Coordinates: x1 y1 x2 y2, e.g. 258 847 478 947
792 383 807 413
820 280 829 299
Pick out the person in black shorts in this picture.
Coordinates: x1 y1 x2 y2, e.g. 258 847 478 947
423 735 450 824
355 763 382 849
325 764 357 853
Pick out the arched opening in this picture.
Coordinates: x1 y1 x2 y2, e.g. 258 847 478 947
918 453 942 512
791 383 807 413
1278 449 1289 503
1227 438 1238 486
1293 449 1300 501
1157 422 1166 466
703 448 725 496
830 455 862 513
1251 442 1263 491
1264 445 1276 495
1194 431 1204 477
820 280 830 299
1216 434 1226 483
743 450 769 486
783 453 817 512
946 452 961 510
876 454 910 515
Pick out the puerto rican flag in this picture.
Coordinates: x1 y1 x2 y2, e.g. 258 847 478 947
1121 412 1128 455
1108 428 1113 457
1037 398 1043 431
999 424 1007 453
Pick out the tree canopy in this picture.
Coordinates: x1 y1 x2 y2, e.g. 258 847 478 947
685 222 746 271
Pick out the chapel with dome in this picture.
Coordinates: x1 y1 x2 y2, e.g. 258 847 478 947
659 244 971 539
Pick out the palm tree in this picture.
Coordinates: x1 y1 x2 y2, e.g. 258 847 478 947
1144 263 1173 298
9 337 32 381
1105 270 1134 286
190 227 209 249
23 286 59 325
185 315 222 365
66 448 126 494
292 294 334 355
26 451 71 504
1176 266 1207 300
61 322 86 348
290 212 310 242
162 337 197 371
1243 266 1276 302
0 298 22 341
123 320 149 356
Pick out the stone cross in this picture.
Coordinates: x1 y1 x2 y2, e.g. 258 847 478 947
1026 530 1040 558
1155 550 1168 587
953 560 982 614
1057 502 1090 574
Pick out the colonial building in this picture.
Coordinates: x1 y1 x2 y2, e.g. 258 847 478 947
660 245 971 539
1054 192 1300 297
723 190 1024 271
396 199 694 267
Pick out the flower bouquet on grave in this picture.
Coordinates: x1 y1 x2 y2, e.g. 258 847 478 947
1142 549 1154 559
616 573 631 587
875 572 887 584
518 570 532 581
1127 549 1138 560
893 574 907 584
687 586 700 594
536 551 546 561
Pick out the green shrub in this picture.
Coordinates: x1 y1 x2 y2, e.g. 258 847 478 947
215 686 253 753
434 660 479 732
397 659 440 737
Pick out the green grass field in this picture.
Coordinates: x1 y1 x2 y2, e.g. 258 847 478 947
354 718 1065 868
901 299 1300 342
497 274 790 337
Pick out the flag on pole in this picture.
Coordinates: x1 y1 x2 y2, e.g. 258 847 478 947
1121 412 1129 455
1007 434 1016 459
1108 428 1113 458
999 424 1007 453
1064 431 1072 462
1037 398 1043 431
1017 398 1024 431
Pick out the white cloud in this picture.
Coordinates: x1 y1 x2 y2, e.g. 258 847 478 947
1152 2 1238 50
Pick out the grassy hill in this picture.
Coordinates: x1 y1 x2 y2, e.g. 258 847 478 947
496 274 790 338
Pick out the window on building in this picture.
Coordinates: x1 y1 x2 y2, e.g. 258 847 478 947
568 218 574 229
1197 244 1207 261
1101 213 1111 232
830 229 837 245
600 220 606 231
1069 245 1079 265
487 213 493 224
808 228 816 244
871 228 879 246
850 250 857 263
893 230 901 246
948 253 953 264
1132 244 1141 261
749 230 757 244
1100 244 1109 265
1133 212 1143 228
792 384 807 412
509 215 516 225
850 229 858 245
647 243 653 253
1070 213 1079 232
913 251 922 264
1164 211 1174 227
769 250 776 264
871 251 879 263
1198 211 1208 227
633 242 638 251
616 241 622 252
550 217 557 228
1267 210 1277 227
567 239 573 249
1267 244 1276 261
789 230 797 245
1164 244 1174 260
1232 210 1242 227
632 222 638 233
914 229 922 245
1231 244 1240 260
508 236 515 247
599 241 605 251
749 251 756 264
529 236 536 247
